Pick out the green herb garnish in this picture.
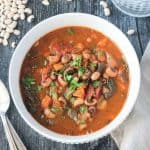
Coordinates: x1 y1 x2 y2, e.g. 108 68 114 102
67 28 75 35
37 85 43 92
22 75 36 88
50 107 60 113
98 50 105 57
50 81 56 87
79 105 88 113
71 55 82 67
78 67 86 77
64 78 83 99
65 74 73 82
70 97 76 104
92 81 100 88
50 81 57 100
89 62 97 71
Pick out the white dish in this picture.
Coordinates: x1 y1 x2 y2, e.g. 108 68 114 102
9 13 140 144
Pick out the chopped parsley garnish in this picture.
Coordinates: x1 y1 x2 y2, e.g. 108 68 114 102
37 85 43 92
78 67 86 77
92 80 100 88
64 78 83 99
22 75 36 88
67 28 75 35
51 107 60 113
90 62 97 71
98 50 105 57
71 55 82 67
79 105 88 113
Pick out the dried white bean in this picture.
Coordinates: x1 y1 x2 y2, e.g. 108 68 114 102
9 21 17 29
6 27 13 33
1 23 6 29
16 0 22 5
42 0 50 6
127 29 136 35
100 1 108 8
11 42 16 48
13 29 20 35
13 14 19 20
20 13 25 20
24 8 32 14
0 0 31 46
18 8 25 14
4 32 10 39
0 30 5 37
2 39 8 46
11 7 17 13
104 8 111 16
18 5 25 9
27 15 34 23
4 19 12 25
22 0 28 4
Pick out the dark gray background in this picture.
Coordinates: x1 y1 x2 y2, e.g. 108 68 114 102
0 0 150 150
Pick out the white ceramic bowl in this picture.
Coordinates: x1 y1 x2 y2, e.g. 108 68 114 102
9 13 140 144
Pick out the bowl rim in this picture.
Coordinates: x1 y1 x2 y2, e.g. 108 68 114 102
9 13 141 144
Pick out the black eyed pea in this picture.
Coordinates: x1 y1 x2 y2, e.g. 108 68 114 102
91 71 101 81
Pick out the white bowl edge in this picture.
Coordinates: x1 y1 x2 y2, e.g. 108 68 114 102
9 13 141 144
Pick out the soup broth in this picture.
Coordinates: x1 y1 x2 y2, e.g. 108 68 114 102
20 26 129 135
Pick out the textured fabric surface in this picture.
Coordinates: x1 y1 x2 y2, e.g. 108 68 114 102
111 41 150 150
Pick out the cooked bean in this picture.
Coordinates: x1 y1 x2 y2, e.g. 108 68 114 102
106 53 118 68
44 108 56 119
105 67 118 77
82 70 91 80
58 74 67 87
73 98 84 107
41 78 51 88
50 72 56 80
61 54 71 64
47 55 60 64
78 112 91 121
71 54 78 60
85 98 97 106
58 96 67 105
91 71 100 80
82 50 91 59
88 106 96 116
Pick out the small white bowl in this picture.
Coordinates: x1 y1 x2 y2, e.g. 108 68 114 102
9 13 140 144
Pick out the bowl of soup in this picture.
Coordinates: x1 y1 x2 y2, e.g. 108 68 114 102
9 13 140 144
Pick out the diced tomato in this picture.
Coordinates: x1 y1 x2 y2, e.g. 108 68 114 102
41 95 52 109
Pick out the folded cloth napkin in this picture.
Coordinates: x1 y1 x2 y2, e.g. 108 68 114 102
111 41 150 150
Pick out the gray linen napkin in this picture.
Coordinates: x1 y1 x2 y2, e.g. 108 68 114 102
111 41 150 150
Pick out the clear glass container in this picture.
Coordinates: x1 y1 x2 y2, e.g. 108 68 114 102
111 0 150 17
